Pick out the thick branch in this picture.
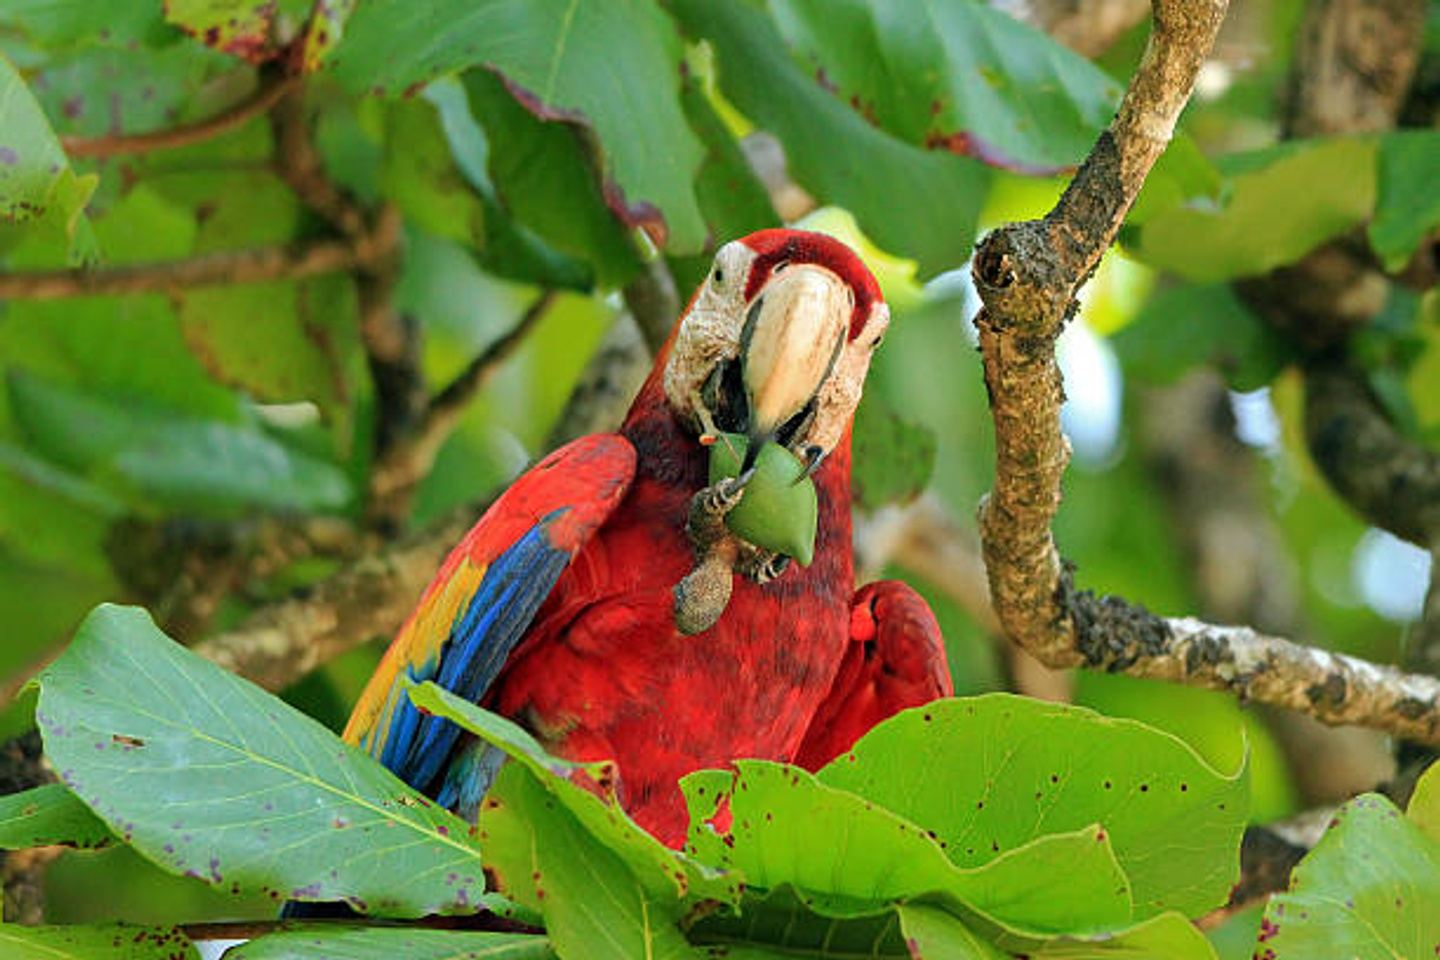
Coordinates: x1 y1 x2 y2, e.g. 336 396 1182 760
61 72 298 159
972 0 1440 744
0 239 385 300
974 0 1228 665
1058 573 1440 743
192 505 481 692
1304 355 1440 548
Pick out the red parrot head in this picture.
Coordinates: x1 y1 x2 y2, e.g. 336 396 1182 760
663 229 888 467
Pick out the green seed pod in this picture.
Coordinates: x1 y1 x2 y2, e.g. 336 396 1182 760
707 433 818 567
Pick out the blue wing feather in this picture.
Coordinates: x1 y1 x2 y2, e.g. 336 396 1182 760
378 511 571 793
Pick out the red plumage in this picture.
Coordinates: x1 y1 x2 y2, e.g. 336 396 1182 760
345 230 952 849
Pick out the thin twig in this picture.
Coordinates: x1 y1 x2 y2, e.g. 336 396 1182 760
61 73 299 159
366 291 558 526
0 239 384 300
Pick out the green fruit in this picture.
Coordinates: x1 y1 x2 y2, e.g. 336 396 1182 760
707 433 818 566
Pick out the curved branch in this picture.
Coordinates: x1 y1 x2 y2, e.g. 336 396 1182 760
0 239 385 300
61 73 299 159
1304 355 1440 548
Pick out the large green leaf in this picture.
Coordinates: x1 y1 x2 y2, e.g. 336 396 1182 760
1257 793 1440 958
0 783 113 850
228 929 554 959
1126 138 1376 281
682 760 1132 937
0 924 198 960
0 0 173 51
483 765 707 960
763 0 1123 172
0 52 95 254
692 886 913 958
461 70 640 288
666 64 780 294
1408 759 1440 844
36 604 486 917
818 696 1248 919
671 0 988 277
1112 282 1294 391
1369 130 1440 272
331 0 706 253
421 77 599 289
8 371 351 514
409 682 740 909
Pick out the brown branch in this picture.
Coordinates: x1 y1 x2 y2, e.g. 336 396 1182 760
974 0 1228 666
270 87 367 239
971 0 1440 745
1303 355 1440 549
368 292 558 519
0 238 387 300
61 73 299 159
192 503 483 692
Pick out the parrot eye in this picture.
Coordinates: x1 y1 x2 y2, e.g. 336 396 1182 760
712 267 724 285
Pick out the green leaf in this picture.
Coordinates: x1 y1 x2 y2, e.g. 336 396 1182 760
667 64 780 294
683 760 1133 937
763 0 1123 173
1126 138 1376 281
0 1 173 51
692 886 912 958
298 0 357 72
1020 911 1218 958
0 53 96 254
0 783 114 850
332 0 707 253
818 695 1248 919
0 924 198 960
1408 759 1440 844
1258 793 1440 958
897 903 1010 959
408 682 741 909
8 371 352 514
228 928 554 959
483 764 707 960
36 604 486 917
850 393 938 510
1369 130 1440 272
462 70 640 288
1112 283 1294 391
672 0 988 277
164 0 305 63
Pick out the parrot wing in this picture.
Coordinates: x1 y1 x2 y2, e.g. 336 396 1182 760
792 580 953 770
343 434 637 799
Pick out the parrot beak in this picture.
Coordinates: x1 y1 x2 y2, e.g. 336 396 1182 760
738 263 850 468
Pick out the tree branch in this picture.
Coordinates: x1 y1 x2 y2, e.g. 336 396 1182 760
368 292 558 520
192 503 482 692
0 238 387 300
60 72 299 159
974 0 1228 665
622 258 680 355
971 0 1440 745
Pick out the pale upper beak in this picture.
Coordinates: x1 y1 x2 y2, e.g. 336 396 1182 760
739 263 850 452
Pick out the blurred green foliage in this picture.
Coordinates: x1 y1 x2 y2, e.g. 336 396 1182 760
1 0 1438 952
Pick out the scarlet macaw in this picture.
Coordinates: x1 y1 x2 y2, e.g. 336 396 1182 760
344 229 952 848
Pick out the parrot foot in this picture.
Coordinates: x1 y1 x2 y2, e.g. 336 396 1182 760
737 547 789 584
686 472 752 551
